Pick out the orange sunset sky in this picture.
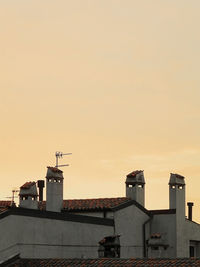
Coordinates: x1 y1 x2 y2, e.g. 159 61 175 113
1 1 200 221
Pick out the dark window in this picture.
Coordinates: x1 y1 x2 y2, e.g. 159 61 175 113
98 235 120 258
190 246 195 257
152 246 159 250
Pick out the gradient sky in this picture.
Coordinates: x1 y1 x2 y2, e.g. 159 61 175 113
1 1 200 221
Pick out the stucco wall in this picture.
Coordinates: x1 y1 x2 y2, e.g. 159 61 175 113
0 213 113 261
182 219 200 257
149 214 176 258
114 205 149 258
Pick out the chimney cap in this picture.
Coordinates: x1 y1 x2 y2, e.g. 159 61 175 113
46 166 63 179
187 202 194 207
126 170 145 185
19 181 38 196
37 180 45 188
169 173 185 186
47 166 63 173
20 181 36 190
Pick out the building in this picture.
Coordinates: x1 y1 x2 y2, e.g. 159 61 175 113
0 167 200 264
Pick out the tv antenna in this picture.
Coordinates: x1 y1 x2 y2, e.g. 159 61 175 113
5 189 19 206
55 151 72 168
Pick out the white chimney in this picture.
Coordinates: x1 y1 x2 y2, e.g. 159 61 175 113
46 167 64 212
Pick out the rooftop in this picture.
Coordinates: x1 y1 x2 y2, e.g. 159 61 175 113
5 257 200 267
39 197 131 211
0 201 11 207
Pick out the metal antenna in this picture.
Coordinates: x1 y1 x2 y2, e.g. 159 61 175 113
5 189 19 206
55 151 72 168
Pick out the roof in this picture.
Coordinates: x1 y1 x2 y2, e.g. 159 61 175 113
6 258 200 267
63 197 130 211
38 197 130 211
0 201 11 207
0 201 12 214
20 182 36 189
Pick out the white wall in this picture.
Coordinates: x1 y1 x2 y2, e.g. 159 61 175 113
0 214 113 261
114 205 149 258
149 214 176 258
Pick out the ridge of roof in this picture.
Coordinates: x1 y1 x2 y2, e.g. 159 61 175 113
112 198 150 216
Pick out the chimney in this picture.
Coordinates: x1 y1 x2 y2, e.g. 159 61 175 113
46 166 64 212
169 173 185 219
125 170 145 206
19 181 38 210
37 180 45 201
187 202 194 221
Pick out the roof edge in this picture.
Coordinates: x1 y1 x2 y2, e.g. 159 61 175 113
149 209 176 215
112 199 150 216
0 207 114 226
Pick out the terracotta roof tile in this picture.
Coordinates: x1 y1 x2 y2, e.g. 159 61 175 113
0 201 11 207
63 197 130 211
151 233 161 239
8 258 200 267
20 182 36 189
0 201 11 214
38 197 130 211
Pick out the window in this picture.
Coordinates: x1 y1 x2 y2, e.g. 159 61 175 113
190 246 195 257
152 246 159 250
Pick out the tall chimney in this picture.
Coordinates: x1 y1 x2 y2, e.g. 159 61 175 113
125 170 145 207
187 202 194 221
37 180 45 201
46 167 64 212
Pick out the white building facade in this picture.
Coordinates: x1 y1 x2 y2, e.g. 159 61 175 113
0 168 200 263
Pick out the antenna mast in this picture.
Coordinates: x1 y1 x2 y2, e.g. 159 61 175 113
5 190 19 206
55 151 72 168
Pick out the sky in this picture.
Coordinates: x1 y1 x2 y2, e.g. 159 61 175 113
1 1 200 221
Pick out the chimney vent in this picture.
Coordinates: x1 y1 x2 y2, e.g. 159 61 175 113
187 202 194 221
37 180 45 201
